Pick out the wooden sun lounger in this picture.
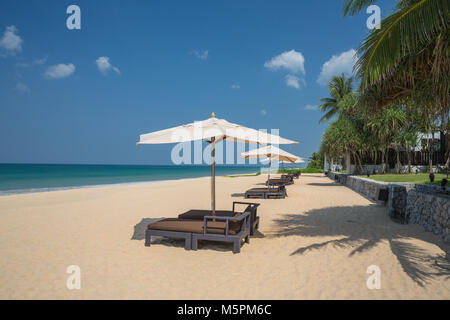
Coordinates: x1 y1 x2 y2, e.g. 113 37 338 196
145 211 252 253
288 172 300 179
266 174 294 186
177 202 260 235
245 185 287 199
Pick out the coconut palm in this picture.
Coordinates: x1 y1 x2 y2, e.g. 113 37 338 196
343 0 449 108
318 74 354 123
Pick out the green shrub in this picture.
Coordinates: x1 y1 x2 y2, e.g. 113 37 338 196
278 168 323 174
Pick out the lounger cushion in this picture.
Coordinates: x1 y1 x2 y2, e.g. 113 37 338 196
228 212 243 233
148 218 238 235
247 188 280 192
178 210 234 220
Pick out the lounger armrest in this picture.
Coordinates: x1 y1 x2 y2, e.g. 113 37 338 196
204 210 251 222
232 201 260 212
203 211 251 236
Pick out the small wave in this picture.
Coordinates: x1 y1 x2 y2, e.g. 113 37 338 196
0 180 160 196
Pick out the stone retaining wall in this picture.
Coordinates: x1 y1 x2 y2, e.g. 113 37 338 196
406 191 450 243
325 171 450 243
345 176 389 202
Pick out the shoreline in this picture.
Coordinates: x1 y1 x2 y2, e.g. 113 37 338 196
0 172 260 197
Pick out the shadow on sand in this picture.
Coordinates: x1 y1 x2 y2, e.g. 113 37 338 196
269 205 450 286
306 182 342 187
131 217 189 249
231 193 246 197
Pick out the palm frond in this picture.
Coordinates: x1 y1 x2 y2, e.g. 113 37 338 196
343 0 379 16
356 0 449 88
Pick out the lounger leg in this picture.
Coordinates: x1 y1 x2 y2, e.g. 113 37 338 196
185 235 192 251
192 237 198 251
233 240 241 254
245 235 250 244
145 230 151 247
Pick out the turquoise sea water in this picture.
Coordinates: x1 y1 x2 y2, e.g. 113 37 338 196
0 164 260 195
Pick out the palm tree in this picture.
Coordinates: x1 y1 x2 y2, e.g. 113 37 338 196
343 0 449 172
318 74 354 123
343 0 449 109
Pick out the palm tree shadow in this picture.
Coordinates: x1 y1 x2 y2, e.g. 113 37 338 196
271 205 450 286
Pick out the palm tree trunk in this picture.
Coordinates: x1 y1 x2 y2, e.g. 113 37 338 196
381 149 385 173
385 149 389 173
429 131 434 173
406 142 411 174
395 146 400 174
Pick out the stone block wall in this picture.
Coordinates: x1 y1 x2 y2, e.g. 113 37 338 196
406 191 450 243
345 176 388 202
326 171 450 243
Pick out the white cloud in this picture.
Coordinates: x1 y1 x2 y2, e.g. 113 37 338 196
190 49 209 60
44 63 75 79
33 57 46 65
285 74 301 89
264 50 305 74
317 49 357 85
96 56 120 75
304 104 318 111
0 26 23 55
230 83 240 89
260 109 267 116
16 57 47 68
15 82 30 93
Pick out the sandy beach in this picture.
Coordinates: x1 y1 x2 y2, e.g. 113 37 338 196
0 173 449 299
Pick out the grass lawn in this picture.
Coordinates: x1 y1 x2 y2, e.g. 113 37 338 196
278 168 324 174
224 172 261 178
362 173 448 185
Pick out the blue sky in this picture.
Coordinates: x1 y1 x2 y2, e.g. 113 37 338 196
0 0 396 165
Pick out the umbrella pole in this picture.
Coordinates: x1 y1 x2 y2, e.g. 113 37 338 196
211 137 216 215
268 158 271 188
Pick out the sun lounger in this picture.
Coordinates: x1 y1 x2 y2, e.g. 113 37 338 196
177 202 260 235
266 174 294 186
292 172 301 179
145 210 252 253
245 185 287 199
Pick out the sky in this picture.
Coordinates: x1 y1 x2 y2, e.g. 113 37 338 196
0 0 397 165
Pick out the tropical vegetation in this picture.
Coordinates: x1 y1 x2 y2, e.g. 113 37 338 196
317 0 449 175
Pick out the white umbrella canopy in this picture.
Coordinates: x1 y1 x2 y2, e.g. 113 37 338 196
241 145 302 163
137 113 298 214
260 158 305 164
137 114 298 145
241 145 302 182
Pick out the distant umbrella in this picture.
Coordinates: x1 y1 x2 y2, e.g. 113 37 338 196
241 145 303 182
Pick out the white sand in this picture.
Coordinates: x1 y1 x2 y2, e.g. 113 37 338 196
0 173 449 299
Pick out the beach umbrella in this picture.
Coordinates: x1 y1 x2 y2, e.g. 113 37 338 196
261 158 305 171
137 113 298 214
280 157 305 171
241 145 302 182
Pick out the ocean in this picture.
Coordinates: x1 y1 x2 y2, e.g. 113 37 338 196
0 163 261 195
